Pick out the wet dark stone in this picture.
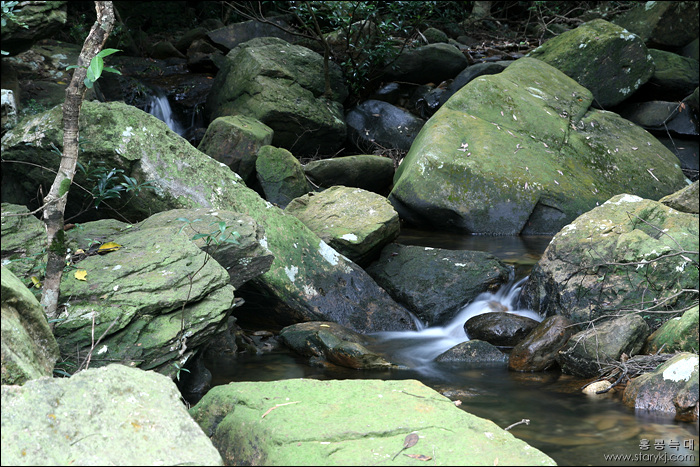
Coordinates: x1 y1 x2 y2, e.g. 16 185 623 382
464 312 540 347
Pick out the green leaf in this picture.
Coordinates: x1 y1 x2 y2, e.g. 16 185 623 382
102 66 122 75
96 48 121 59
89 54 104 81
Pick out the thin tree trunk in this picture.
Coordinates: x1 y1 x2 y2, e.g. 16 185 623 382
41 1 115 322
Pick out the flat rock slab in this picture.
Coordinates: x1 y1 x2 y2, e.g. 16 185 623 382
1 364 223 465
190 378 556 466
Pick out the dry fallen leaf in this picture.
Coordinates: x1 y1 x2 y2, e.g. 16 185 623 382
74 269 88 281
407 454 432 461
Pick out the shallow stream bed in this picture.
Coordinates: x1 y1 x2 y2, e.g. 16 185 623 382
200 231 698 466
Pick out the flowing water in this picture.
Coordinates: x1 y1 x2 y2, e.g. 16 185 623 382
202 220 698 466
145 90 187 137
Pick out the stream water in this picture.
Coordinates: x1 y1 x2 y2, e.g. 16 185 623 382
200 230 698 466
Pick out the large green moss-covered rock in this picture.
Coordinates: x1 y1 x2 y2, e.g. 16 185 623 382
1 101 416 334
1 266 59 385
1 364 224 465
522 193 699 326
53 226 234 377
205 37 348 157
1 203 47 284
612 1 699 48
527 19 654 107
189 378 556 466
390 57 687 235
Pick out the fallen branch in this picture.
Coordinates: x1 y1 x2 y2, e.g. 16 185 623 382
504 419 530 431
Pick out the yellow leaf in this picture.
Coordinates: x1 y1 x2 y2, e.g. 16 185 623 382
98 242 122 253
75 249 85 255
74 269 88 281
30 276 42 288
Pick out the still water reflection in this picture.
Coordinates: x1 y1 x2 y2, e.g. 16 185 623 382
205 233 698 466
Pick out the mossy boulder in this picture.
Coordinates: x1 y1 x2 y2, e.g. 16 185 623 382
52 226 235 377
390 57 688 235
189 378 556 466
1 266 59 385
612 1 699 48
1 364 224 465
1 101 416 333
285 186 400 266
1 203 47 284
256 145 310 208
197 115 274 185
303 154 395 193
527 19 654 107
522 193 699 326
645 305 699 354
204 37 348 157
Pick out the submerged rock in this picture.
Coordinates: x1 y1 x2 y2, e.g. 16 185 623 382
279 321 395 370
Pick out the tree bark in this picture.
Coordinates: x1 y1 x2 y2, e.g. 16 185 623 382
41 1 115 322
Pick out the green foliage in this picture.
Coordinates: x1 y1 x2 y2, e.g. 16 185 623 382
172 362 190 381
290 1 436 98
65 48 122 89
77 161 156 209
177 218 241 247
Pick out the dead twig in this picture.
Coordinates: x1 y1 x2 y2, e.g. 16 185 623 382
261 401 301 419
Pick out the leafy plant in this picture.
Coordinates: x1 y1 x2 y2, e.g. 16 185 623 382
172 362 191 381
77 160 156 210
66 48 122 89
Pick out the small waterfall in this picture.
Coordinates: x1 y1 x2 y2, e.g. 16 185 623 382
145 91 186 136
370 277 542 371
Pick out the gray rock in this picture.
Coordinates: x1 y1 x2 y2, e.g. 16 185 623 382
464 312 540 347
366 244 512 326
1 266 60 384
303 154 395 193
383 43 468 84
345 99 425 152
435 340 507 363
1 364 224 465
